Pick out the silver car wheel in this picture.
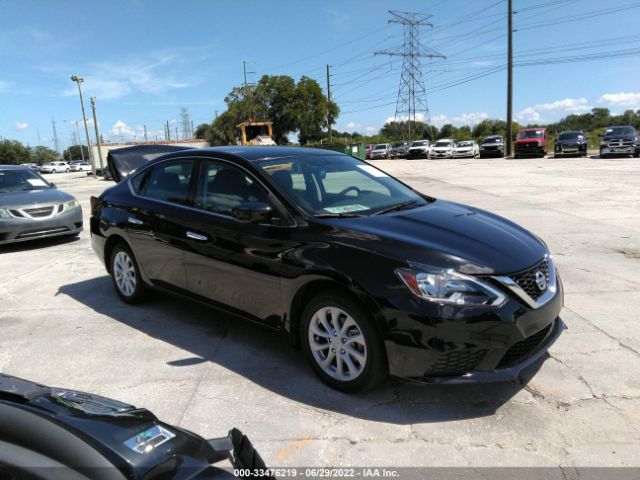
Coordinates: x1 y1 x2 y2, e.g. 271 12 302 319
113 251 137 297
308 306 367 381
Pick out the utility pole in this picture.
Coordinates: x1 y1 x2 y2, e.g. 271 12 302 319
506 0 513 157
65 120 85 162
90 97 105 174
375 11 445 140
52 118 60 153
243 60 248 88
326 64 333 144
70 75 96 177
144 125 148 142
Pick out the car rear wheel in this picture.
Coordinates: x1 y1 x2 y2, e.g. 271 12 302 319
110 244 150 304
301 290 387 392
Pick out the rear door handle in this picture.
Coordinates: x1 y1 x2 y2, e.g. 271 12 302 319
186 231 208 241
128 216 144 225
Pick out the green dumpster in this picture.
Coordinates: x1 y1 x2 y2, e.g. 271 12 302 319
318 143 365 160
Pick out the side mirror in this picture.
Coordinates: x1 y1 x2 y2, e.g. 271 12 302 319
50 183 56 188
232 202 272 224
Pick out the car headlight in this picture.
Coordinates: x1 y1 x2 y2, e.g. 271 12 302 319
63 199 80 211
396 265 506 307
0 208 13 219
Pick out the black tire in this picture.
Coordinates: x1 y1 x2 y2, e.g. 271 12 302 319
300 290 388 392
109 243 151 304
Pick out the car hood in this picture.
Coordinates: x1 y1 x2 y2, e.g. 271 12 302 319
108 144 195 182
322 200 546 274
602 135 636 141
432 146 452 150
515 138 544 144
481 142 502 147
557 138 585 144
0 188 74 208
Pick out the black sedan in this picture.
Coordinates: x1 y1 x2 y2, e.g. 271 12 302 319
0 165 83 245
554 131 588 157
91 146 564 392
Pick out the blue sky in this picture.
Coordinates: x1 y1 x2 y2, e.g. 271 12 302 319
1 0 639 148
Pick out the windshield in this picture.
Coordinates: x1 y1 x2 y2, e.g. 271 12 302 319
604 126 636 136
256 155 426 216
373 144 387 150
558 132 584 141
483 137 502 143
456 141 473 147
411 141 428 147
517 130 544 139
434 141 452 147
0 169 52 193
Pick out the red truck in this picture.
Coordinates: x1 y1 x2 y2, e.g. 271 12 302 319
514 128 548 158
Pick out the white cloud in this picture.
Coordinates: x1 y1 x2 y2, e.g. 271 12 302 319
598 92 640 108
108 120 144 140
60 49 200 100
345 121 362 130
15 122 28 130
516 97 590 122
365 126 376 133
386 113 426 124
431 112 488 127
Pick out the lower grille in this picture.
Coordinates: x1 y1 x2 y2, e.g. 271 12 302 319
510 258 550 300
24 206 54 218
16 227 70 239
427 348 488 376
497 323 552 369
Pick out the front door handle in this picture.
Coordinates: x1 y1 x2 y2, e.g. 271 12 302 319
186 231 208 241
128 216 144 225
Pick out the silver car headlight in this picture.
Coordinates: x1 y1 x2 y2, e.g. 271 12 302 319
0 208 13 219
63 199 80 211
396 264 506 307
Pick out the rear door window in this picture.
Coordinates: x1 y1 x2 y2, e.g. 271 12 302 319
141 160 195 205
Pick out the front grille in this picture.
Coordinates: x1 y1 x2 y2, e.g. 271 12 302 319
510 258 550 301
517 143 542 152
427 348 488 376
497 322 553 369
16 226 70 239
24 206 54 218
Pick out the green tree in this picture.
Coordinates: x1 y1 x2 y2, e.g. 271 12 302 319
194 123 211 139
30 146 59 164
63 145 89 161
206 74 338 146
0 139 31 165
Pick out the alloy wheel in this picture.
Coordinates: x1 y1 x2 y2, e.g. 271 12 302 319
308 306 367 381
113 251 137 297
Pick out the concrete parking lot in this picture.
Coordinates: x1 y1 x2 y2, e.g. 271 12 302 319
1 156 639 468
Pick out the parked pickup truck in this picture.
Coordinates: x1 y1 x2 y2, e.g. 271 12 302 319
599 125 640 158
514 128 547 158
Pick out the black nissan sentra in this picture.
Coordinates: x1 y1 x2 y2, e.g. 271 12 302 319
91 145 564 392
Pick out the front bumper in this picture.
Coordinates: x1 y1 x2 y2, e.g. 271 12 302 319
480 148 504 157
382 272 564 383
600 145 636 156
452 150 474 158
430 151 452 158
407 149 428 158
0 209 83 245
555 143 587 156
370 152 389 159
515 143 546 156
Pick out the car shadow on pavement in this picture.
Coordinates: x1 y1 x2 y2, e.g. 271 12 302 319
0 235 80 254
59 276 543 425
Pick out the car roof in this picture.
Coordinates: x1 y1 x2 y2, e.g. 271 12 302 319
0 165 29 170
156 146 352 165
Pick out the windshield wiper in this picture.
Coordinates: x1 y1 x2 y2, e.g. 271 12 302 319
314 212 366 218
372 200 420 216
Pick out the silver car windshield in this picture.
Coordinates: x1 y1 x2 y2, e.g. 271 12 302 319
0 169 52 193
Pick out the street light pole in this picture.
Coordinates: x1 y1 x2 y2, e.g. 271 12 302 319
90 97 105 175
70 75 96 177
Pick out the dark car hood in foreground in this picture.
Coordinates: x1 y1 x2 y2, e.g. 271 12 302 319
324 200 546 274
0 188 74 208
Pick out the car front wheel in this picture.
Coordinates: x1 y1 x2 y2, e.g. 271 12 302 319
301 290 387 392
110 244 150 304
